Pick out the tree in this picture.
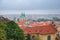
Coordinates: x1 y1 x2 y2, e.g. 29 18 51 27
27 34 31 40
53 17 60 21
0 16 25 40
37 18 47 22
0 22 7 40
5 21 25 40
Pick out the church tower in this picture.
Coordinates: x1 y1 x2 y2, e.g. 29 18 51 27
20 12 26 21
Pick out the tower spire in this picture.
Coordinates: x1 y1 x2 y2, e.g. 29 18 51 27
20 12 26 21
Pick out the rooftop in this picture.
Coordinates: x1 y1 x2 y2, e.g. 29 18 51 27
18 22 57 35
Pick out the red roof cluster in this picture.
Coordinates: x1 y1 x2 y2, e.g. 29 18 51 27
28 22 51 27
16 19 57 34
19 22 57 35
16 19 26 25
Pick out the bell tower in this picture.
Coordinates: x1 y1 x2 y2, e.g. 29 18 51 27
20 12 26 21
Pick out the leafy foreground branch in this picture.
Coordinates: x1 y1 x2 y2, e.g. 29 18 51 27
0 21 25 40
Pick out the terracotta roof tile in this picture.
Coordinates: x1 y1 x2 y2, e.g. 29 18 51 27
19 24 57 34
16 19 26 25
17 22 57 34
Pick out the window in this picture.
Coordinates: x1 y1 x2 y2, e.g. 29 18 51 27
48 35 51 40
32 35 35 40
57 32 60 38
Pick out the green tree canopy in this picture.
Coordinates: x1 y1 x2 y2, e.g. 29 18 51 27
5 21 25 40
0 22 7 40
0 16 25 40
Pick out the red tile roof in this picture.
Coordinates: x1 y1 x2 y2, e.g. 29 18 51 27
28 22 51 27
16 19 26 25
19 22 57 35
17 20 57 34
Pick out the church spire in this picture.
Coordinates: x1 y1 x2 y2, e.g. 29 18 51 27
20 12 26 21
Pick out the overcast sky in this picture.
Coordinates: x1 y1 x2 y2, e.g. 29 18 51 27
0 10 60 15
0 0 60 14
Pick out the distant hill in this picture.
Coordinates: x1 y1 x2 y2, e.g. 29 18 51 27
2 13 60 16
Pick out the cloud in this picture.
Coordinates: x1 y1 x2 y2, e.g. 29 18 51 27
0 0 60 10
0 10 60 15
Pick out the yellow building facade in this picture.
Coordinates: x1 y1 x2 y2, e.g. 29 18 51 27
29 33 57 40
